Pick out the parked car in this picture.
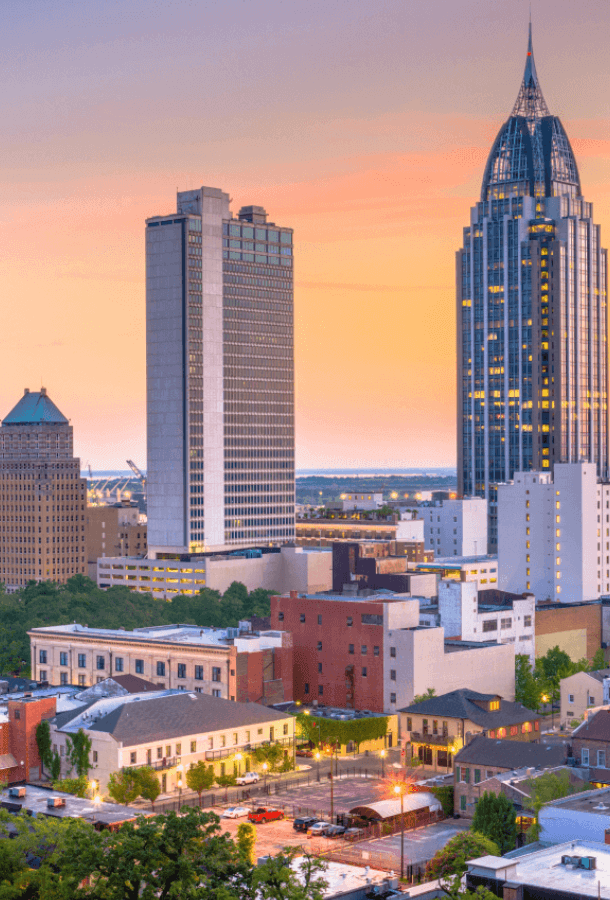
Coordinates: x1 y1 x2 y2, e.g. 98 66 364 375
293 816 320 833
343 827 366 841
325 824 346 838
221 806 250 818
307 821 331 836
248 807 284 824
296 748 314 758
236 771 260 786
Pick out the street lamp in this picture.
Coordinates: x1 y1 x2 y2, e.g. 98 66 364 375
262 762 269 793
92 794 102 829
89 779 98 798
394 781 407 882
380 749 386 779
315 751 321 783
176 763 184 808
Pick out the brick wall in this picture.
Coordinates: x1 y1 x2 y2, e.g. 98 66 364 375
7 696 57 783
235 643 294 705
536 602 601 661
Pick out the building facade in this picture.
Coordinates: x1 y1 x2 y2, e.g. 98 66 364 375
146 188 294 557
560 669 610 726
270 591 515 713
498 463 610 603
0 388 87 589
28 621 293 704
420 497 488 557
457 27 609 551
86 502 146 578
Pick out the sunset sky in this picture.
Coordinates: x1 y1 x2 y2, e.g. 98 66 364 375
1 0 608 471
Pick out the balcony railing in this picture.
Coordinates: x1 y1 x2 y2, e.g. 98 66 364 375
124 757 177 772
409 732 451 747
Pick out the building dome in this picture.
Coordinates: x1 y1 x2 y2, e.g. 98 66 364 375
481 25 580 201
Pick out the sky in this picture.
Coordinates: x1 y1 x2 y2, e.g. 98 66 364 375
0 0 609 470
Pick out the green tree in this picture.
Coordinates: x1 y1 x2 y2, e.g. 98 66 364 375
52 774 89 798
425 831 499 883
185 761 215 806
35 719 52 777
252 742 286 772
49 750 61 781
216 773 237 801
590 647 606 671
515 654 541 710
253 851 328 900
137 766 161 810
65 728 92 779
236 821 257 865
411 688 436 705
107 768 140 805
526 770 590 842
472 792 517 854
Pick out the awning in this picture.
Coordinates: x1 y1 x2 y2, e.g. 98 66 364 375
349 791 441 821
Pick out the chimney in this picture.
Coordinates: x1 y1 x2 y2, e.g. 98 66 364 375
605 829 610 845
24 388 30 395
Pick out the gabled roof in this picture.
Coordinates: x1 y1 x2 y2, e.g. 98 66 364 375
454 735 567 769
3 389 68 426
572 708 610 740
400 689 540 728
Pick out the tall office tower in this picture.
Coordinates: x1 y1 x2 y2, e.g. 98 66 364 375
146 188 295 556
0 388 87 588
457 27 608 550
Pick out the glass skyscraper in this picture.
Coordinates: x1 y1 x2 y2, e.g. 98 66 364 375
457 27 608 550
146 187 295 556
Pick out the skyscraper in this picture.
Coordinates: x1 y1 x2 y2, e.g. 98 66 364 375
146 187 295 557
457 27 608 550
0 388 87 588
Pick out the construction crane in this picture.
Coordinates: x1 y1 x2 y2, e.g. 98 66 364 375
126 460 146 487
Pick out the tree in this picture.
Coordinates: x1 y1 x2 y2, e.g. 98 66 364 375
35 719 52 777
107 768 140 805
137 766 161 810
252 742 286 772
49 750 61 781
515 654 541 710
425 831 499 883
590 647 606 671
216 773 237 801
412 688 436 705
52 774 89 798
472 792 517 854
236 821 257 865
526 770 591 842
253 851 328 900
65 728 92 779
185 761 215 806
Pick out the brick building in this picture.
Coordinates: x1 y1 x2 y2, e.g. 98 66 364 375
571 708 610 786
0 695 57 784
332 542 434 593
270 591 515 713
86 501 147 579
536 599 602 662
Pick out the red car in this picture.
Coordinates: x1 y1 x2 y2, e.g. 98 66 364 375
248 807 285 824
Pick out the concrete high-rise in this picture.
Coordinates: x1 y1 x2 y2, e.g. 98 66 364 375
457 27 608 550
146 188 295 556
0 388 87 588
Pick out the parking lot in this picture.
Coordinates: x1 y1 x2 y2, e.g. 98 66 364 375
212 807 339 860
357 819 470 867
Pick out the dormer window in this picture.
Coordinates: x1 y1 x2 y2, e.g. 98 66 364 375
489 700 500 711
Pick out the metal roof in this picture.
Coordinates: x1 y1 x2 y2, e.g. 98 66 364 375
349 792 441 820
3 389 68 426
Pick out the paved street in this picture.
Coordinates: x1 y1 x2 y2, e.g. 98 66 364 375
358 819 470 867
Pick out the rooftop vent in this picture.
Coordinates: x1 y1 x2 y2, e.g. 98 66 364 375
8 787 25 798
47 797 66 808
593 803 609 811
561 855 596 870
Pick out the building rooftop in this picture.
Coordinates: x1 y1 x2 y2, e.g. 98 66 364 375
401 689 540 728
454 735 567 769
279 589 412 603
289 856 397 898
468 841 610 899
0 783 151 829
2 388 68 426
543 787 610 816
52 690 291 744
573 708 610 740
415 555 497 570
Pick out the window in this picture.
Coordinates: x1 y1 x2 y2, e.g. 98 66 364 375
362 667 367 677
482 620 498 632
178 664 186 679
500 618 512 629
521 722 532 734
317 615 322 625
191 741 196 753
135 659 144 674
347 617 353 627
474 769 481 784
318 662 322 673
318 685 323 696
130 752 136 764
157 747 163 759
390 670 396 681
317 641 322 651
361 614 383 625
195 666 204 680
304 683 310 694
582 748 590 765
422 718 429 735
115 657 124 673
212 689 221 698
156 661 165 677
349 644 354 654
300 614 306 623
96 656 105 671
374 646 380 656
460 795 466 811
361 645 367 655
510 725 518 736
212 667 221 682
60 672 68 685
599 750 606 768
283 723 289 735
233 733 238 745
390 693 396 704
78 654 86 668
60 652 68 667
390 647 396 658
524 615 532 627
463 767 470 783
39 650 47 664
78 675 85 687
589 696 596 707
569 694 575 704
278 611 284 621
406 717 412 731
489 700 500 711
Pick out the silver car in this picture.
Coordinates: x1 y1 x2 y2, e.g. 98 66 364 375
221 806 251 818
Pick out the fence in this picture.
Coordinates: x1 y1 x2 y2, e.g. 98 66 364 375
147 765 380 814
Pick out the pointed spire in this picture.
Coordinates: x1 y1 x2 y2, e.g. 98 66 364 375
511 21 550 118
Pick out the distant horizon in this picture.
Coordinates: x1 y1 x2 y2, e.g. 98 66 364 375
84 466 457 479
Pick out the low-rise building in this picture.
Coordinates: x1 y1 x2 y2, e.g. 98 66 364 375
296 516 421 548
50 690 295 793
420 497 488 558
86 501 147 579
332 541 437 594
414 555 499 591
271 592 515 714
97 545 332 597
561 669 610 726
419 581 535 664
538 786 610 845
466 841 610 900
0 695 57 785
0 783 152 831
285 704 398 754
536 598 604 663
452 734 568 817
285 857 399 900
28 621 293 704
571 708 610 785
400 690 541 772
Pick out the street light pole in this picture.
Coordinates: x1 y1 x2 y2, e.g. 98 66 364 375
380 749 386 779
176 763 184 809
315 751 321 783
262 762 269 793
394 782 406 881
329 757 334 823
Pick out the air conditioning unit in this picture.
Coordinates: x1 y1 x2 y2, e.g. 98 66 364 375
47 797 66 808
8 787 25 798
